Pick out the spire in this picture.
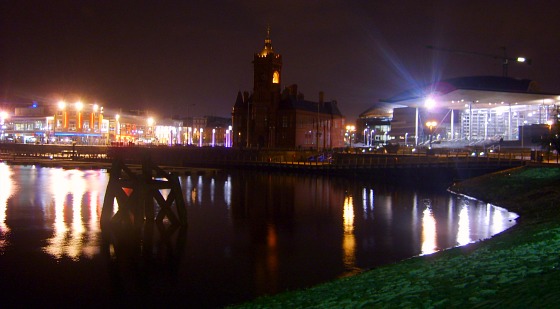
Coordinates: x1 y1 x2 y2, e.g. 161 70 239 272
259 25 274 56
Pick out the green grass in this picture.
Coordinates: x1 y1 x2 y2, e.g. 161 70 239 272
230 166 560 308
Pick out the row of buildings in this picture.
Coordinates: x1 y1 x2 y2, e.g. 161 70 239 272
0 101 233 147
0 28 349 150
2 28 559 150
232 27 560 151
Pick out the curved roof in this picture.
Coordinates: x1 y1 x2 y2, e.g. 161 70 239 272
358 102 398 118
381 76 558 110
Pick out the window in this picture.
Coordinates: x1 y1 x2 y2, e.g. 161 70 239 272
272 71 280 84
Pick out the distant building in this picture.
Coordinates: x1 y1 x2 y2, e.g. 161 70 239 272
1 101 107 144
231 27 345 149
360 76 560 147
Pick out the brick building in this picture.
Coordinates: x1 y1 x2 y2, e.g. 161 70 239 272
232 27 345 149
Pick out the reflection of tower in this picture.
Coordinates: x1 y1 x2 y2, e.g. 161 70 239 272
251 26 282 148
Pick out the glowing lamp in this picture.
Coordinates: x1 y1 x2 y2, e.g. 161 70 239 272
425 97 436 109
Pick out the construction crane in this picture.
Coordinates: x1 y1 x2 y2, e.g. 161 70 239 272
426 45 531 77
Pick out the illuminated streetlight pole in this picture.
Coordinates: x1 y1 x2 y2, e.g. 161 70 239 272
56 101 67 144
92 104 99 134
115 114 120 142
346 125 355 148
547 120 553 162
147 117 154 143
225 129 230 147
426 121 437 149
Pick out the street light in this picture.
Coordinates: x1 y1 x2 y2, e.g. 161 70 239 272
212 128 216 147
547 120 553 162
346 125 355 148
55 100 67 143
426 121 437 149
147 117 154 143
225 129 229 147
92 104 99 134
115 114 120 142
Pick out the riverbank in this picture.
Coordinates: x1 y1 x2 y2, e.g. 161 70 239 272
230 165 560 308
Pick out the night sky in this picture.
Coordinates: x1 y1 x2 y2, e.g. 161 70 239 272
1 1 559 120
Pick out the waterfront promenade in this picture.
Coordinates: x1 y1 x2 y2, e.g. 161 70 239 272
0 143 533 183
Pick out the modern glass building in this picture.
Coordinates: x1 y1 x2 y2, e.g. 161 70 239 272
362 76 560 147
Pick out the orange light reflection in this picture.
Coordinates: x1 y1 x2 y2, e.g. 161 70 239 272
44 169 103 260
342 194 357 275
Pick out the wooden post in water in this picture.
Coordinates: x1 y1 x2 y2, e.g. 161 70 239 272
101 158 187 230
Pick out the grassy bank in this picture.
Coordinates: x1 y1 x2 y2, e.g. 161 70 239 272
231 165 560 308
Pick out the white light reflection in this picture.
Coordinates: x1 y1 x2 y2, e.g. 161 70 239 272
183 176 196 206
489 203 506 235
83 191 100 258
45 169 68 259
43 169 104 261
197 175 203 204
362 188 375 219
456 203 471 246
421 200 437 255
68 170 86 259
210 178 215 204
224 175 231 209
0 163 13 252
342 194 357 275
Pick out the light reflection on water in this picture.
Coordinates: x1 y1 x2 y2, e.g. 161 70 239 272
0 163 518 307
0 163 13 252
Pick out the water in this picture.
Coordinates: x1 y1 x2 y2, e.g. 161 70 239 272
0 163 517 307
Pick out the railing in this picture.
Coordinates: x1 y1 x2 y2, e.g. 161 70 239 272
1 142 555 170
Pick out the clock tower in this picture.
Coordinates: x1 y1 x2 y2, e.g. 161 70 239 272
250 26 282 148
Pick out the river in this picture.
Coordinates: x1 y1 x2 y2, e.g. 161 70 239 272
0 163 517 307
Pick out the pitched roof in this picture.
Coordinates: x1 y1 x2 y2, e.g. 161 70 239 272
279 96 343 116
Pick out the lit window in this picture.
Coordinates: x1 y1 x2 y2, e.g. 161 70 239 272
273 71 280 84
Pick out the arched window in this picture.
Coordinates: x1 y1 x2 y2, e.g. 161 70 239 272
272 71 280 84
